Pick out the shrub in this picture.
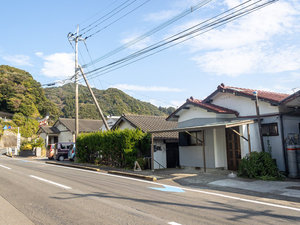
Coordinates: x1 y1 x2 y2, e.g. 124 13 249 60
21 143 33 151
76 129 150 168
238 151 283 180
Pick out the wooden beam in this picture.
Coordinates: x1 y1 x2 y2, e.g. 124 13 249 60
229 127 248 142
226 120 254 128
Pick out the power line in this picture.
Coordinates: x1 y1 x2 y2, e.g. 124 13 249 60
80 0 141 36
79 0 276 81
84 0 152 39
83 0 212 68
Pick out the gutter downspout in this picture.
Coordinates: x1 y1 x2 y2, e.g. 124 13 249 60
279 114 288 173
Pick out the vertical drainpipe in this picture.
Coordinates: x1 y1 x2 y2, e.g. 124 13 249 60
279 114 288 173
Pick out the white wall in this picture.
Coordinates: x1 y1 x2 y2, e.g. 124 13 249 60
178 105 234 123
213 127 227 169
283 115 300 135
212 93 279 116
240 123 261 158
179 129 216 168
56 124 73 142
153 139 167 169
39 133 48 147
118 121 135 130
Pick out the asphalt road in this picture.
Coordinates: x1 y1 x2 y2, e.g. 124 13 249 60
0 156 299 225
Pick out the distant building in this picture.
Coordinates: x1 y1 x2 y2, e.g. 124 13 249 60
37 118 103 146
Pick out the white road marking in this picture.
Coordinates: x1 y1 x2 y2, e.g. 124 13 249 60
0 164 11 170
12 159 300 212
29 175 72 190
168 222 182 225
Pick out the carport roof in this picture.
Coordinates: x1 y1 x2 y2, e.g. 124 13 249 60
148 119 254 134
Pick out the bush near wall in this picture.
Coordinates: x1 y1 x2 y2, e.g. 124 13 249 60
76 129 150 168
238 152 283 180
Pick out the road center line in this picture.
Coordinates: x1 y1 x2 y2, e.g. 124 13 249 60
29 175 72 190
0 164 11 170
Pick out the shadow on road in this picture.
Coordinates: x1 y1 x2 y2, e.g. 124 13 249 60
51 191 300 222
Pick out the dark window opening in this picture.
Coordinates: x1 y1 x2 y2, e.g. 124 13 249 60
179 130 203 146
262 123 278 136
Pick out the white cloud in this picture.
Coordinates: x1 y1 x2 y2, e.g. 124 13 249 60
182 0 300 76
35 52 44 57
111 84 183 92
39 52 74 78
144 10 179 22
193 45 300 76
2 54 32 66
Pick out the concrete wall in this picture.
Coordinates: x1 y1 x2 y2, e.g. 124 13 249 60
212 92 279 116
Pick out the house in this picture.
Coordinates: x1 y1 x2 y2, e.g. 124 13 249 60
101 115 120 131
37 118 103 147
111 114 178 169
166 83 300 172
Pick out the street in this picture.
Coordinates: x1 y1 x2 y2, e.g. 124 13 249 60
0 156 299 225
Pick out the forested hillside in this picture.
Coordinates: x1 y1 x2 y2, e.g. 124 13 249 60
45 83 175 119
0 65 60 119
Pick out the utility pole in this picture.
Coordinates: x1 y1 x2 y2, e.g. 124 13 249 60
253 91 265 152
68 26 84 141
79 65 110 130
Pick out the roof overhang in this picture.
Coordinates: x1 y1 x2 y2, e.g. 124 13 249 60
149 119 254 134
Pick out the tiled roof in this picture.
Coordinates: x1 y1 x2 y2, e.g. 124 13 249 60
113 114 178 140
208 83 290 103
280 90 300 105
39 126 60 135
58 118 103 133
187 98 238 115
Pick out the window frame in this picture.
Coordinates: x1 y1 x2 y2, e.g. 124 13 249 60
261 123 279 136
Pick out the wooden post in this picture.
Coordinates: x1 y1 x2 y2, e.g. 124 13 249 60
254 93 265 152
247 124 251 154
202 130 206 173
151 134 154 171
79 66 110 130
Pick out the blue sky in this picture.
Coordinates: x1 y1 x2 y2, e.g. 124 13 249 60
1 0 300 108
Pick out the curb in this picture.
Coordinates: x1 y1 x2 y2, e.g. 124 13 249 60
45 161 157 181
108 170 157 182
45 161 101 172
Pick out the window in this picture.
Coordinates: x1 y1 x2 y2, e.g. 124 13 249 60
179 130 203 146
261 123 278 136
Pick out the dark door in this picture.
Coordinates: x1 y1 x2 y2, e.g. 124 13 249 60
166 143 179 168
226 127 241 171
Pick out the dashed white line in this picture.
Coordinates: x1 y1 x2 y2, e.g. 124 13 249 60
168 222 182 225
14 159 300 212
0 164 11 170
29 175 72 190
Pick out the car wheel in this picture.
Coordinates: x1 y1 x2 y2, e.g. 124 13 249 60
58 155 64 161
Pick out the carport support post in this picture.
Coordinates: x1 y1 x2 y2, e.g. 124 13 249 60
151 134 154 171
247 124 251 154
202 130 206 173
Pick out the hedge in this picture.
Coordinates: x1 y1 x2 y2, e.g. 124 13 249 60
76 129 150 168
